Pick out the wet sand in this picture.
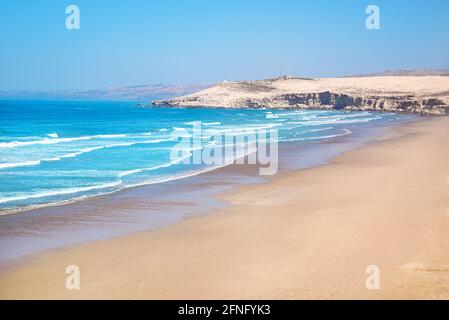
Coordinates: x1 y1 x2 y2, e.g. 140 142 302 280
1 117 449 299
0 123 384 262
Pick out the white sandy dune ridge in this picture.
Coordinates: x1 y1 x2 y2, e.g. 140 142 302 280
153 76 449 115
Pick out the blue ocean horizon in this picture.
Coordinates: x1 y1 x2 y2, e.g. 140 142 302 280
0 99 414 213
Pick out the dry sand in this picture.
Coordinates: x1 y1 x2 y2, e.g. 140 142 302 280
1 117 449 299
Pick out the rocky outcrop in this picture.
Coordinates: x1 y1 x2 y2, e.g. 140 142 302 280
233 93 449 115
152 77 449 115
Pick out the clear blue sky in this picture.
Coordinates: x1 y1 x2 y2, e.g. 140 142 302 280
1 0 448 90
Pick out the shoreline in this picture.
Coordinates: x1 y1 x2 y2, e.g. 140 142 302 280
0 107 404 218
0 117 415 262
2 116 449 299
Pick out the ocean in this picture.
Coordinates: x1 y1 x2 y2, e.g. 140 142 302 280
0 99 414 214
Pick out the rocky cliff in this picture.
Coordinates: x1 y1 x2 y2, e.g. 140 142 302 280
152 76 449 115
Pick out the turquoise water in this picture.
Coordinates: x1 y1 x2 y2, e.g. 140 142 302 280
0 100 413 212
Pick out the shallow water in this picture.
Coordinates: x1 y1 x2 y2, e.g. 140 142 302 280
0 100 414 213
0 100 418 261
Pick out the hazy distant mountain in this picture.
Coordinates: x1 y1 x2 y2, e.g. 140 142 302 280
3 69 448 100
348 69 449 77
0 84 212 101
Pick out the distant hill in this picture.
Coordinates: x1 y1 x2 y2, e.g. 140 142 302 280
0 84 212 101
348 69 449 77
153 76 449 115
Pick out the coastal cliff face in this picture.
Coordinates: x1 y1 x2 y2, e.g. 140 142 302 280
152 76 449 115
235 92 448 115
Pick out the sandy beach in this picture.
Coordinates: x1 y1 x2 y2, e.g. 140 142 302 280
1 116 449 299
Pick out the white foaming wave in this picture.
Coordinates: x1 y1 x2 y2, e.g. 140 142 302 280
301 126 334 133
0 146 106 169
169 124 279 141
276 111 329 119
117 168 143 177
0 146 259 212
118 139 259 181
98 138 173 148
0 160 42 169
333 116 382 124
118 153 192 177
122 147 257 189
57 146 105 159
310 112 371 120
0 136 92 148
206 123 281 134
182 121 222 126
0 139 175 170
279 111 312 116
307 128 352 140
0 132 171 149
96 134 128 138
337 111 371 118
287 116 381 127
281 128 352 142
0 181 122 204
